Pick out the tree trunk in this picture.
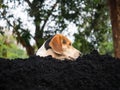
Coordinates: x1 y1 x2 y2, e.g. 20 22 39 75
26 45 35 56
34 16 44 48
108 0 120 58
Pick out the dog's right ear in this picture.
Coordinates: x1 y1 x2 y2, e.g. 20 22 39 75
49 34 63 55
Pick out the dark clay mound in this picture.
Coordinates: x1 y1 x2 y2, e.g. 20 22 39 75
0 50 120 90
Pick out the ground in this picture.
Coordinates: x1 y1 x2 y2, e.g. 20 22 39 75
0 50 120 90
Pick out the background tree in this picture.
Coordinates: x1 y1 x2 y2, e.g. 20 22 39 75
108 0 120 58
73 0 113 55
0 0 113 56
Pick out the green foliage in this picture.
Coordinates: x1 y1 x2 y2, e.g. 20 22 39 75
7 43 28 59
99 41 114 56
73 33 94 54
72 0 113 55
0 34 28 59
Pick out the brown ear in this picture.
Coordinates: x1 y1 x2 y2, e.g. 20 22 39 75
49 35 63 54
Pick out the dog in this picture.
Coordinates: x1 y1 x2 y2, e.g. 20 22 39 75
36 34 81 60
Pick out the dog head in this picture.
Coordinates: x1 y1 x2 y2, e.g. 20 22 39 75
47 34 81 60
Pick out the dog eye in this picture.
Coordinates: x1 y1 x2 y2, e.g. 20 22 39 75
62 39 66 44
69 43 71 46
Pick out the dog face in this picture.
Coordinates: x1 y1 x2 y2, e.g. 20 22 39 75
36 34 81 60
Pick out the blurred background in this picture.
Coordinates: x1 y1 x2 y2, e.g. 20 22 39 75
0 0 115 59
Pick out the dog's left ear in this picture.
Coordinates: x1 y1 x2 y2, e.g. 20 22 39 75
49 35 63 54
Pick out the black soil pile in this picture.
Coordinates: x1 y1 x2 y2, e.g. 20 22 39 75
0 50 120 90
